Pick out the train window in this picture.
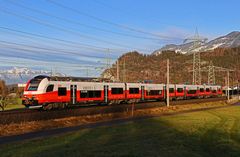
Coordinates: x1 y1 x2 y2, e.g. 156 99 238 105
46 85 54 92
111 88 123 94
200 88 204 92
212 90 217 93
80 90 88 98
147 90 162 96
177 88 183 93
129 88 139 94
188 90 197 94
206 88 210 92
58 87 67 96
28 85 38 91
169 88 174 93
80 90 101 98
27 77 42 91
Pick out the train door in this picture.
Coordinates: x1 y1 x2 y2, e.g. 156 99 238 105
124 83 127 99
70 85 77 104
104 85 109 104
184 86 187 99
174 84 177 99
197 86 199 98
164 85 166 99
141 86 145 101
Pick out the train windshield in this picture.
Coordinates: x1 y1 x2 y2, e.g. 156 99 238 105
27 75 48 91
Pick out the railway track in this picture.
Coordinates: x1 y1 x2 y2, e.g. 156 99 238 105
0 97 226 125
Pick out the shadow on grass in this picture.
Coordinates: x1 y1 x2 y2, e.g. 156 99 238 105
2 107 240 157
18 118 240 157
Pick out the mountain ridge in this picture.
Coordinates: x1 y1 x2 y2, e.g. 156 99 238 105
0 67 65 84
153 31 240 55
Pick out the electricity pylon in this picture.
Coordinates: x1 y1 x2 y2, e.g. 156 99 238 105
201 64 234 85
184 28 208 85
207 61 215 85
201 63 234 100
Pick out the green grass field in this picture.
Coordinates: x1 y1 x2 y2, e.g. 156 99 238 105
3 98 24 110
1 105 240 157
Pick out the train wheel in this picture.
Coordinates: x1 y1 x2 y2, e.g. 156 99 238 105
42 104 53 110
59 103 66 109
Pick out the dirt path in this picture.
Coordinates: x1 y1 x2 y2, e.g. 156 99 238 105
0 102 239 145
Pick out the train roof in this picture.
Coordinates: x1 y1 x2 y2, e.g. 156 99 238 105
33 75 110 82
49 76 99 82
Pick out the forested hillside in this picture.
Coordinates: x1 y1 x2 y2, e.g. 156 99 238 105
103 47 240 86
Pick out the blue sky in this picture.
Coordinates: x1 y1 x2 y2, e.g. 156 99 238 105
0 0 239 77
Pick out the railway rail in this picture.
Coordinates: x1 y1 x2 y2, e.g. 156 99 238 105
0 97 226 125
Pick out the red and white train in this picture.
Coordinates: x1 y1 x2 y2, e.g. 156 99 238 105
22 75 223 109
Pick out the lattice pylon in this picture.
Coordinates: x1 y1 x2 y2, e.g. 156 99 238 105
185 28 207 85
193 51 202 85
208 61 215 85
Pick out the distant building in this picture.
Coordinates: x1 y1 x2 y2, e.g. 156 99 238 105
18 84 26 88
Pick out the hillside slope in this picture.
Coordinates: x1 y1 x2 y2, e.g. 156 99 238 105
103 47 240 85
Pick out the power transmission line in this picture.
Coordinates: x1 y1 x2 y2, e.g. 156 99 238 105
0 44 109 67
46 0 185 40
0 30 111 55
0 40 118 60
0 6 153 52
92 0 193 30
0 57 106 70
0 47 105 68
6 0 166 42
0 28 114 76
0 26 126 53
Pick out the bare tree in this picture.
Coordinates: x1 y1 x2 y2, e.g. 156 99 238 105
0 97 8 111
0 80 8 111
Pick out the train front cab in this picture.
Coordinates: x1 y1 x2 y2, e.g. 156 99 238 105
22 75 50 108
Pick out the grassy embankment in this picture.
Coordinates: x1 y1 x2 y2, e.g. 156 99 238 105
4 98 24 110
1 104 240 157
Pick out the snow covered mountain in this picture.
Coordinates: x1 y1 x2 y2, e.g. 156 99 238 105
153 31 240 55
0 67 65 84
